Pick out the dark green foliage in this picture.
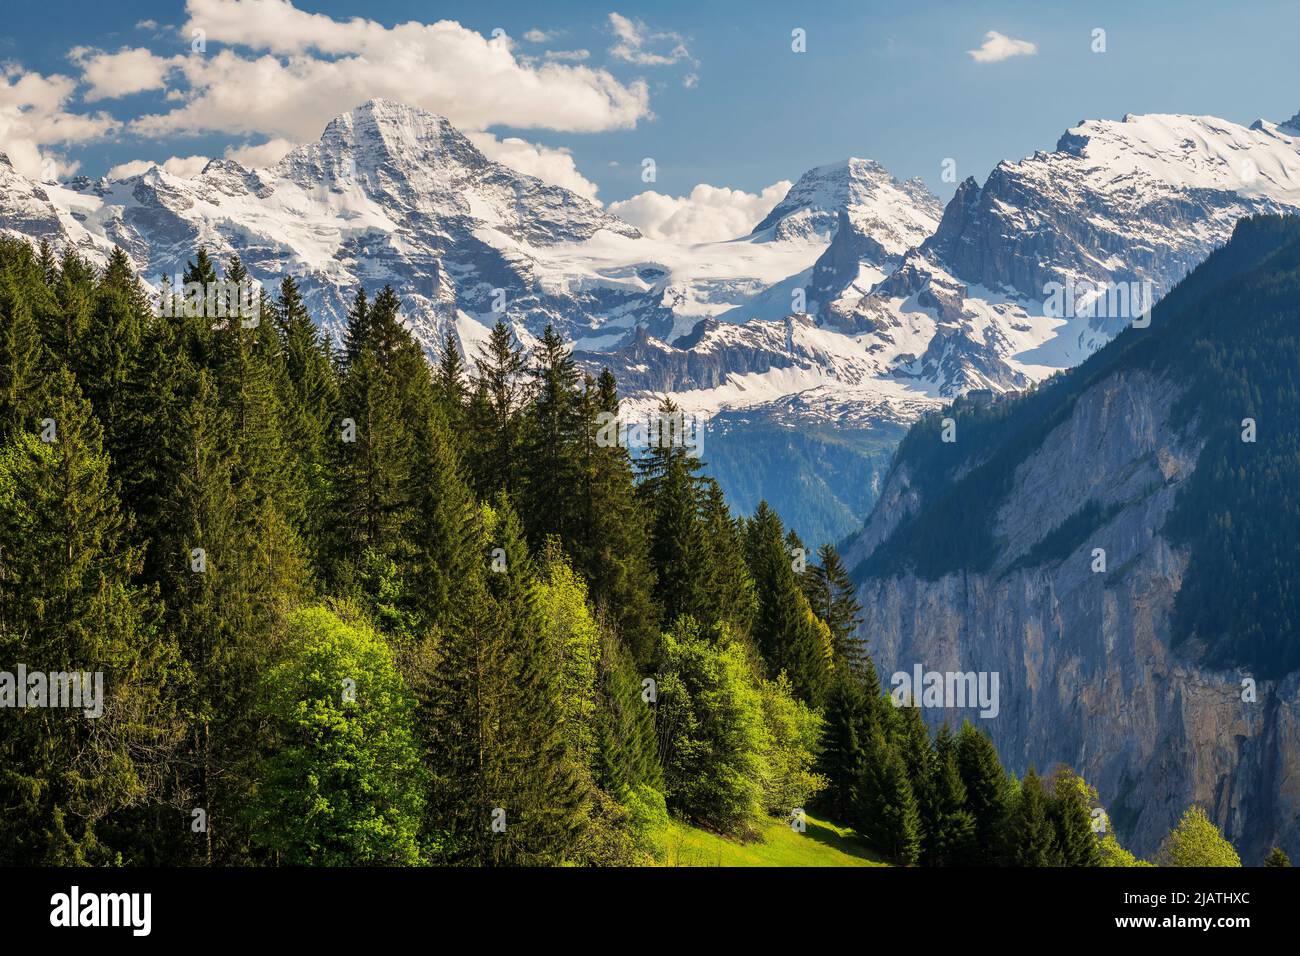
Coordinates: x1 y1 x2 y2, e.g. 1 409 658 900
0 369 176 864
1264 846 1291 867
1049 766 1102 866
813 669 873 822
744 501 830 707
1006 768 1061 866
955 720 1011 864
636 396 712 628
924 725 977 866
854 727 921 865
806 543 866 672
0 235 1056 868
466 319 526 499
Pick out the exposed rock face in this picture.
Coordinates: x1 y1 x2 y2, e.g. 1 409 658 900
846 368 1300 860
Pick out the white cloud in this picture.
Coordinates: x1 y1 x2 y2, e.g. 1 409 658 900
104 159 154 178
609 181 792 244
608 12 691 67
224 137 295 167
545 49 590 62
466 131 600 202
683 73 699 89
71 46 181 101
106 154 209 179
0 66 120 179
967 31 1037 64
119 0 649 141
523 29 558 43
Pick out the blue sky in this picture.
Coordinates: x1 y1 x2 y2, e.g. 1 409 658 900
2 0 1298 226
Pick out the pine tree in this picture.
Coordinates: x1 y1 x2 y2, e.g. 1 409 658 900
519 324 582 547
1264 846 1291 867
0 368 177 864
0 239 54 440
467 319 526 498
1006 767 1061 866
152 364 274 864
333 287 417 570
807 543 866 672
700 479 757 638
80 247 150 463
636 396 711 628
955 720 1011 865
570 369 659 664
744 501 830 706
48 247 96 373
432 328 467 442
814 668 872 822
422 495 588 865
272 275 338 569
855 728 921 865
896 704 938 856
1049 766 1102 866
924 724 977 866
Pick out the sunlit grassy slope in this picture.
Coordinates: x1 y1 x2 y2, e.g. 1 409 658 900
661 814 890 867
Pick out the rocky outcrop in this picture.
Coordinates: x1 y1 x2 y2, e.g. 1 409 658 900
849 369 1300 861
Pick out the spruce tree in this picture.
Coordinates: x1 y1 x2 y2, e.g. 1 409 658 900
519 324 582 547
422 495 588 865
924 724 977 866
571 369 659 664
1006 767 1061 866
1049 766 1102 866
467 319 526 498
744 501 830 706
0 241 54 440
808 543 866 672
815 668 872 822
955 720 1011 865
0 369 176 864
700 479 757 638
855 727 921 865
636 396 711 628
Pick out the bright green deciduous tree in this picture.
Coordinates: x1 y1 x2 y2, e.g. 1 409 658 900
247 606 424 865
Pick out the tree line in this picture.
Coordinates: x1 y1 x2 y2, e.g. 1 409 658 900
0 237 1276 866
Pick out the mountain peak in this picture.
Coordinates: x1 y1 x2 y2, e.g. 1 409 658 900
751 155 940 244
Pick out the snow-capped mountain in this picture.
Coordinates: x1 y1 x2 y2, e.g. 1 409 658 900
4 98 1300 545
837 113 1300 390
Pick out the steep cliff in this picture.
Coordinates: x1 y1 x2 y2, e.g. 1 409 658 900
844 215 1300 860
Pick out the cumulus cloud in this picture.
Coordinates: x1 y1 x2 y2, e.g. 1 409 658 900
0 66 120 179
609 181 792 244
465 131 600 201
523 29 558 43
117 0 649 142
71 46 181 101
545 49 591 62
106 154 209 179
224 137 295 168
967 30 1037 63
608 12 691 66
